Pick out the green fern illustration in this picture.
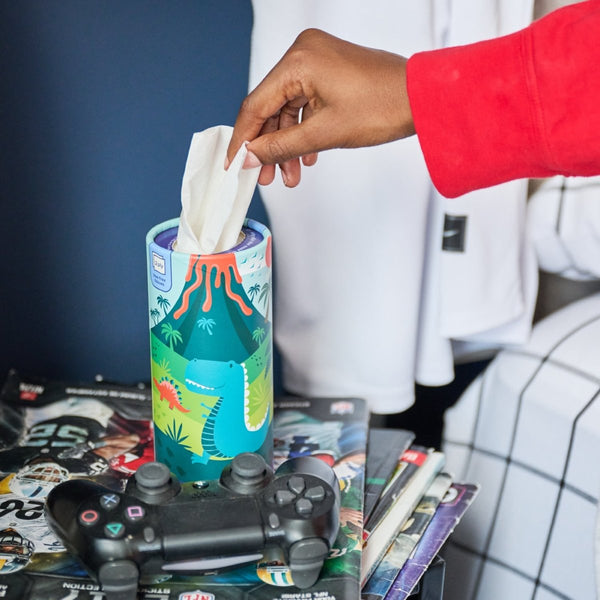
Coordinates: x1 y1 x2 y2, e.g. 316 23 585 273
166 420 190 449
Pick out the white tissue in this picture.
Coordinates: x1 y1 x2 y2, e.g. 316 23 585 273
175 125 260 255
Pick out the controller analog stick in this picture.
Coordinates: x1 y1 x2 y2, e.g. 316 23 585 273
220 452 273 494
230 453 269 485
130 461 180 503
135 462 171 491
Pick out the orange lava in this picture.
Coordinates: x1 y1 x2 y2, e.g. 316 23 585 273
173 253 253 320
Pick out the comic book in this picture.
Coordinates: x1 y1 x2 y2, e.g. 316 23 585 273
0 371 369 600
365 446 431 531
361 451 445 586
384 483 480 600
363 429 414 526
361 472 452 600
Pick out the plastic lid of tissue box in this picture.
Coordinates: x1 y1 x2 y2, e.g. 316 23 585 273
154 222 263 254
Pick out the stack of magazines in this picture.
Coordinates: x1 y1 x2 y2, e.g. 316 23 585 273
361 429 479 600
0 370 478 600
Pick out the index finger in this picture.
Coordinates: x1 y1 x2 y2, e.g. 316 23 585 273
226 58 306 167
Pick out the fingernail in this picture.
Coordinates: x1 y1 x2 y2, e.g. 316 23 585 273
281 170 289 186
224 156 231 170
243 150 263 170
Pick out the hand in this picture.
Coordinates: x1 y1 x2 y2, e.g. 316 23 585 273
226 28 415 187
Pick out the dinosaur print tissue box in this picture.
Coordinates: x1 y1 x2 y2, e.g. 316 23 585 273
146 218 273 481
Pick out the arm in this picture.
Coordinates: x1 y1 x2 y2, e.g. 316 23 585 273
408 0 600 197
228 1 600 195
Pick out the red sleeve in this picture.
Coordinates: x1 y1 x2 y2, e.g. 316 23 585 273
407 0 600 198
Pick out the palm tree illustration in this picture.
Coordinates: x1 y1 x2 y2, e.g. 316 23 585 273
157 295 171 317
248 283 260 301
150 308 161 325
252 327 266 344
161 322 183 350
259 281 271 321
259 282 270 307
197 317 216 335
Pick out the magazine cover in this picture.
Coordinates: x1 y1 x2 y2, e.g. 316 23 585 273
0 372 369 600
384 483 480 600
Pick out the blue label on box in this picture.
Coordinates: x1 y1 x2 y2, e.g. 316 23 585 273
149 242 173 292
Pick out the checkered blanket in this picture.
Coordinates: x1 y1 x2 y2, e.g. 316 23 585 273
442 292 600 600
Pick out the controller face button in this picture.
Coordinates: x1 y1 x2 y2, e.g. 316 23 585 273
79 509 100 527
294 498 313 516
304 485 325 502
125 505 145 522
99 493 121 511
275 490 296 506
104 522 126 538
287 476 305 495
268 513 281 529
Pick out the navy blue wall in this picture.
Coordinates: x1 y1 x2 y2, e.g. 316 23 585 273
0 1 267 384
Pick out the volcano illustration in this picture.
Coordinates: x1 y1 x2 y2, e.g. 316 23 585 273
152 252 267 362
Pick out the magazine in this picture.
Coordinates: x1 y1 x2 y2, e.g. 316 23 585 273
0 370 155 598
384 483 480 600
363 429 415 526
361 472 452 600
361 451 445 586
364 446 431 531
0 372 369 600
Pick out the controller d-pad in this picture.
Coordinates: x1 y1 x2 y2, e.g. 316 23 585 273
287 476 305 495
270 475 330 517
295 498 313 515
305 485 325 502
275 490 296 506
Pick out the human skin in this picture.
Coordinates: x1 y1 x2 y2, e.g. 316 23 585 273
226 28 415 188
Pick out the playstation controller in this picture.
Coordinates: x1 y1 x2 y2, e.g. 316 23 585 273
45 453 340 600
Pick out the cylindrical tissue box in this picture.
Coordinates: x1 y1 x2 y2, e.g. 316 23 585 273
146 218 273 481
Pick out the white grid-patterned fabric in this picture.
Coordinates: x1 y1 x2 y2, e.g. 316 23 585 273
442 292 600 600
528 175 600 281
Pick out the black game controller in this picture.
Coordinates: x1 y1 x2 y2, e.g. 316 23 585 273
45 453 340 600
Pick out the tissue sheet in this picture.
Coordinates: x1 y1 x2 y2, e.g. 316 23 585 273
176 125 260 255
